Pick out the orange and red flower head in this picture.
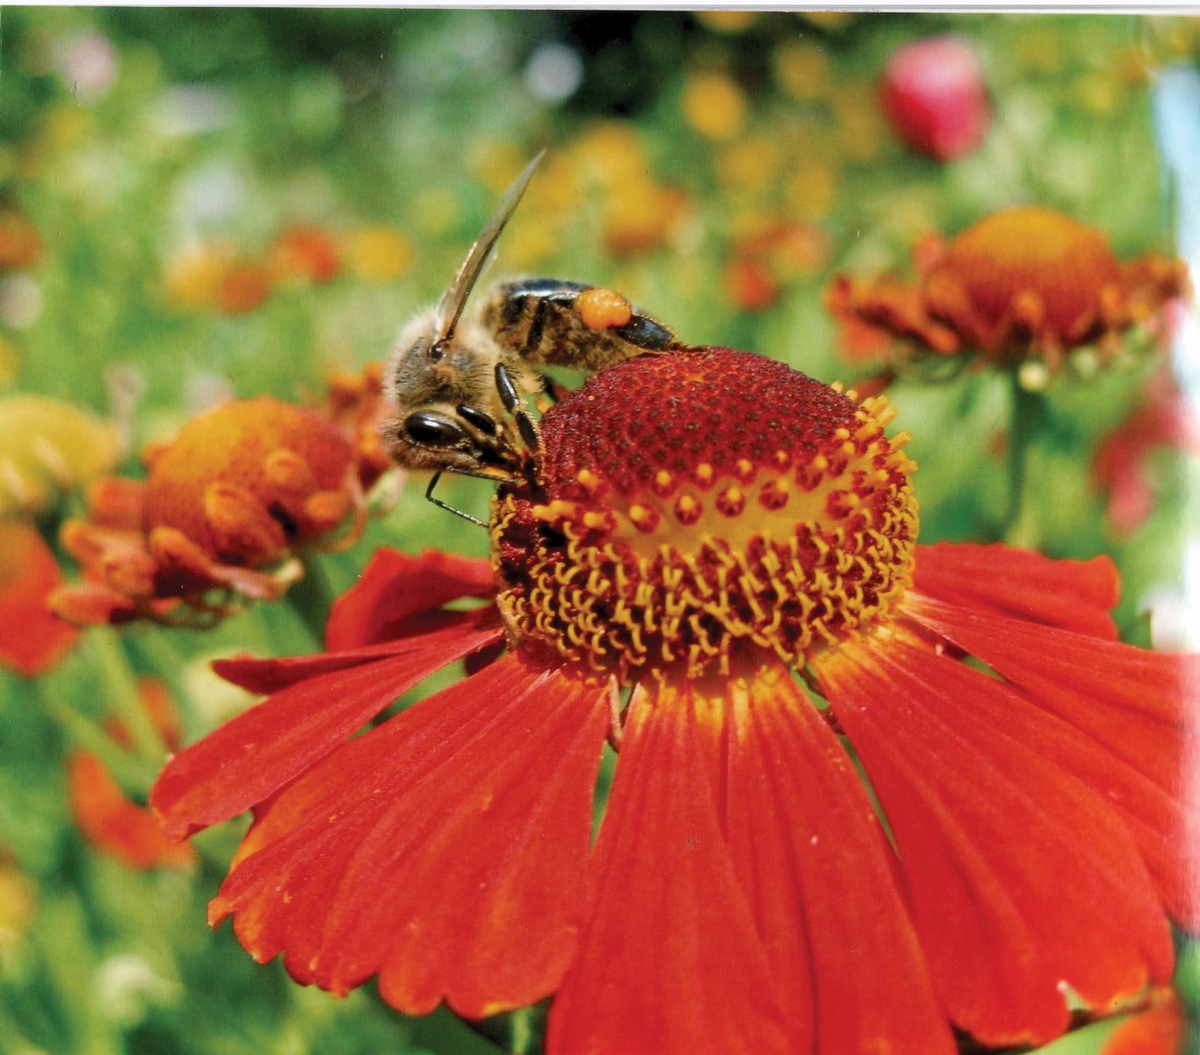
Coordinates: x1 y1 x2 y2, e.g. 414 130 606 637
493 350 917 682
152 349 1198 1055
51 391 382 627
827 206 1189 375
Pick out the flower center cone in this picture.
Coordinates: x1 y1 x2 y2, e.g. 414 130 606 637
491 348 919 682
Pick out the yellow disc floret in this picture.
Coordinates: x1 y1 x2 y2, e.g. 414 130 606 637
491 348 918 682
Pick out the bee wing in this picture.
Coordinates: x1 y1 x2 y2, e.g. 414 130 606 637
435 149 546 342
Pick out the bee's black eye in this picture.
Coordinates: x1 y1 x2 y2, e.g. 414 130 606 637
404 411 467 448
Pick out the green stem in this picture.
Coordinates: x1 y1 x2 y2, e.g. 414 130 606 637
284 551 336 650
90 627 168 765
1003 372 1045 550
38 691 156 795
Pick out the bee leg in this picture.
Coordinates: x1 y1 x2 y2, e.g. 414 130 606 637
424 471 487 528
495 362 542 455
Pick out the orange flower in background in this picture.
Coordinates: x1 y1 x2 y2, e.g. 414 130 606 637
0 520 79 676
51 388 386 627
267 225 343 285
1099 988 1189 1055
0 209 43 271
154 349 1196 1055
68 677 196 870
163 243 273 316
826 206 1189 373
724 220 833 312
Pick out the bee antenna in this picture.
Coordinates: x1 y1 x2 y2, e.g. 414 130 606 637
434 149 546 343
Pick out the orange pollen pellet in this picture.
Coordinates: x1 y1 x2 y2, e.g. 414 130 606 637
734 458 757 484
771 449 792 471
674 493 703 525
694 462 715 488
576 287 634 330
758 478 790 511
628 504 661 532
716 486 746 516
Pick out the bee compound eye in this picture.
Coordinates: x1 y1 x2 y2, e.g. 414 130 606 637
404 411 468 448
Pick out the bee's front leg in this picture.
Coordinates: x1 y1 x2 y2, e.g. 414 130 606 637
494 362 542 455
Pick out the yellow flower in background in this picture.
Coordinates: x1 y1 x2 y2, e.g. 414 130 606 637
343 226 413 282
0 850 35 950
773 40 831 102
696 10 759 34
682 70 748 142
0 395 123 520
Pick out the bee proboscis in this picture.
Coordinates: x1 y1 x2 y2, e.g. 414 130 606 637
381 151 684 524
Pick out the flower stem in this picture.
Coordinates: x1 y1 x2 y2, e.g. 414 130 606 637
91 627 168 764
1004 371 1045 549
36 686 155 795
285 551 336 649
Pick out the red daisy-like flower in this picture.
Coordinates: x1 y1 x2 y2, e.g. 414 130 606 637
152 349 1197 1054
826 206 1189 376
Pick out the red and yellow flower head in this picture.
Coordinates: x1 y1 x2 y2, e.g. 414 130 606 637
152 349 1197 1055
51 376 389 628
826 205 1189 377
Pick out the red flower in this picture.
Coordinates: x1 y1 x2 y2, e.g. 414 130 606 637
51 391 383 627
827 207 1189 373
0 520 79 676
1093 367 1200 535
153 350 1197 1054
68 678 196 870
879 35 991 162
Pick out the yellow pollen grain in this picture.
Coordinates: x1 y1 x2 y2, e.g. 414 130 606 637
653 470 676 497
734 458 756 483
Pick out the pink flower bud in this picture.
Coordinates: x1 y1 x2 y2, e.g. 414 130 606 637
880 35 990 161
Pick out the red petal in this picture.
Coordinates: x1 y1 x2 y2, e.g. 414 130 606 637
546 673 789 1055
905 595 1200 928
324 547 495 650
151 614 504 839
721 656 955 1054
211 654 608 1019
68 751 197 870
0 520 79 676
214 607 499 693
913 541 1120 639
814 635 1174 1048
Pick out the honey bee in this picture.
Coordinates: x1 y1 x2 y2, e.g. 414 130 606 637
381 151 683 522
